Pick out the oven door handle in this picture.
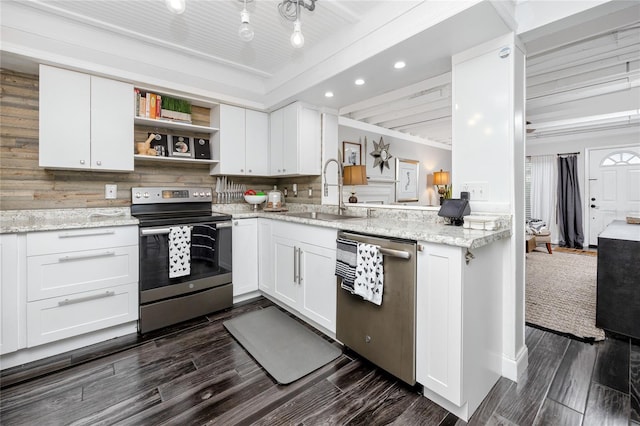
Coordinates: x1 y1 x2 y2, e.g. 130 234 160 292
140 226 194 236
216 221 233 229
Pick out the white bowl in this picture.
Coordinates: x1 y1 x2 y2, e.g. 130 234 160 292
244 194 267 204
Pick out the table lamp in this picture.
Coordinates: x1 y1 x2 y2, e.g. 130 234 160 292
433 169 451 205
343 165 368 203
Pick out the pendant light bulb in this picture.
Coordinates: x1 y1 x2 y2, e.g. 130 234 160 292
238 9 254 42
290 20 304 48
165 0 186 15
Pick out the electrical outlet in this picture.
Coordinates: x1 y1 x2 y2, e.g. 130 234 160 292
105 184 117 199
461 182 489 200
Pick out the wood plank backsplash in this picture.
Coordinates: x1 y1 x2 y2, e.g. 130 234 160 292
0 69 321 210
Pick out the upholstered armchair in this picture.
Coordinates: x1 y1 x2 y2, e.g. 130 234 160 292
526 219 552 254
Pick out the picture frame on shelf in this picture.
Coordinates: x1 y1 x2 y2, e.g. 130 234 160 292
395 158 420 202
343 141 361 166
170 135 193 158
148 133 168 157
193 137 211 159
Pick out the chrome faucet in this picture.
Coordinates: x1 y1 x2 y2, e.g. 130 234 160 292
323 158 346 214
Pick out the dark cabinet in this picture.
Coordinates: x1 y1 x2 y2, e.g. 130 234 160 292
596 220 640 339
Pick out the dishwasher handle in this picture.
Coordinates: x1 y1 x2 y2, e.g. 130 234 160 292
378 247 411 259
339 232 413 260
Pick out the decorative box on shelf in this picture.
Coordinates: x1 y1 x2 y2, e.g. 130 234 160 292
160 109 191 123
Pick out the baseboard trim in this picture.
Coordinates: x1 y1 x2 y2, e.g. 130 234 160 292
502 345 528 381
1 322 138 371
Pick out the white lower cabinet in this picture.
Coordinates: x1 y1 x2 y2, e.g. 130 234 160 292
415 240 503 421
1 234 26 355
232 218 259 297
416 243 463 404
258 219 274 296
270 221 337 333
27 246 138 301
297 241 336 331
273 235 299 307
25 226 139 349
26 283 138 347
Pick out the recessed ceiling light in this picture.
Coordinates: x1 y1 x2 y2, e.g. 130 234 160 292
324 91 334 98
394 61 406 69
355 78 365 86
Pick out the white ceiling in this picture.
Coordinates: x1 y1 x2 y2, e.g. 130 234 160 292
1 0 638 145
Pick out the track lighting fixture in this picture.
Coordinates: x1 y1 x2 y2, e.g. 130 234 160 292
238 0 254 42
163 0 318 48
290 20 304 48
279 0 316 48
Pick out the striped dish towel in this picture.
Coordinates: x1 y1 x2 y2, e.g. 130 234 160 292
335 238 357 293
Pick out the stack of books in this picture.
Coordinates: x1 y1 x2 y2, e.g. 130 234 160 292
134 89 192 123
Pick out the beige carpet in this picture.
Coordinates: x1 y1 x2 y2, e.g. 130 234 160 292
526 249 605 341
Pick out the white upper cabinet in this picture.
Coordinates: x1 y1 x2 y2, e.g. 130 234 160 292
211 104 269 176
269 102 321 176
245 109 269 175
39 65 134 172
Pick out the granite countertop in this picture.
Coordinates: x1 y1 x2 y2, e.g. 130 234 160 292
0 208 138 233
1 206 511 249
228 211 511 249
599 220 640 242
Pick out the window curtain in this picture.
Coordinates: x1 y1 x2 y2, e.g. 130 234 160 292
557 155 584 249
530 155 556 230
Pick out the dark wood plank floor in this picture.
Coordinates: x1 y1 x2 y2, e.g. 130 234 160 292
1 297 639 425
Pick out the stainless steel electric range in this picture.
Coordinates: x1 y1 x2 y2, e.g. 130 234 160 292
131 187 232 333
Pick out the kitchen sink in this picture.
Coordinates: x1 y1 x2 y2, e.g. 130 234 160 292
284 211 362 221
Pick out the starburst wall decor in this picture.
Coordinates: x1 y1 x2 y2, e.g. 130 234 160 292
369 137 392 173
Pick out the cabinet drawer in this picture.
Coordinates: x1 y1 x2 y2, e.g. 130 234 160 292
27 226 138 256
27 245 138 301
26 283 138 347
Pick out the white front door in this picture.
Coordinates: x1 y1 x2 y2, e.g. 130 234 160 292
588 146 640 245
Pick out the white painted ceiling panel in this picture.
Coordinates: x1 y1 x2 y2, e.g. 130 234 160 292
19 0 383 76
3 0 638 145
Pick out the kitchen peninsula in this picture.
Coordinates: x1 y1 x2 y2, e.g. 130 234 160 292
2 203 510 421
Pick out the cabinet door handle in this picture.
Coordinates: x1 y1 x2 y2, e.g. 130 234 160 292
96 160 102 166
293 246 298 283
59 250 116 262
240 169 244 172
58 290 116 306
298 248 302 284
80 159 85 165
58 230 116 238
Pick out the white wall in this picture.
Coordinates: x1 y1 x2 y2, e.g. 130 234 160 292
338 126 452 206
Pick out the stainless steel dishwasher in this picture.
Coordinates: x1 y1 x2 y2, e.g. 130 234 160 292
336 231 417 385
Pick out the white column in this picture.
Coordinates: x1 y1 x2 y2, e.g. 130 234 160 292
321 112 340 206
451 33 527 381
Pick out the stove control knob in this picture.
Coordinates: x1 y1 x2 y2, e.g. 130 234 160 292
193 192 199 197
135 192 141 199
200 192 205 197
205 192 211 197
143 192 149 198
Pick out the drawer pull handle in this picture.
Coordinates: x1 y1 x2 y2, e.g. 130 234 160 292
58 291 116 306
58 230 116 238
59 251 116 262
